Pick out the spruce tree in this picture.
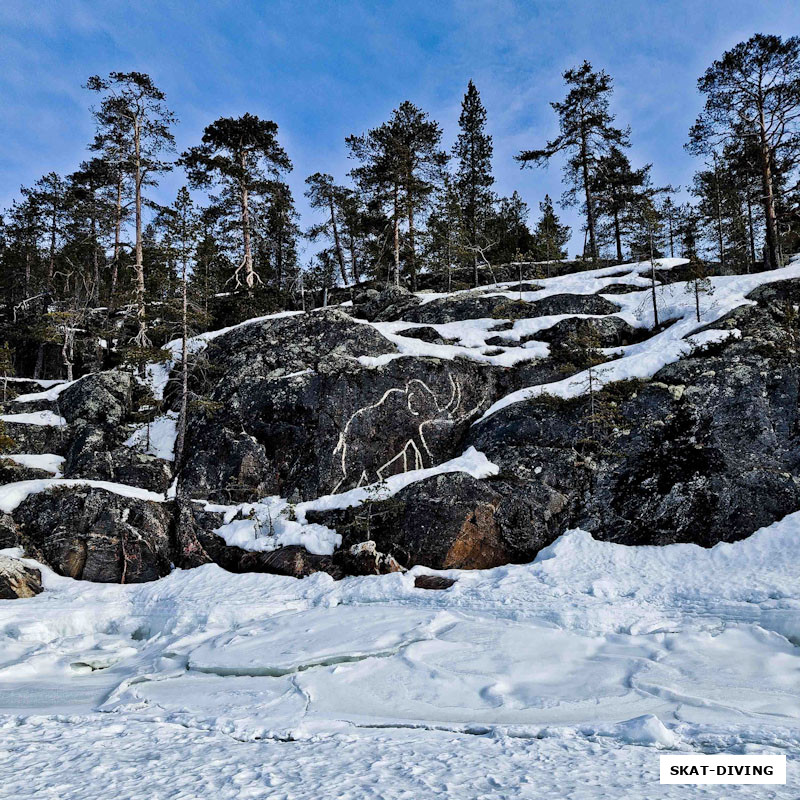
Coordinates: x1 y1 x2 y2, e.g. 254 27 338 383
532 195 571 270
453 80 495 286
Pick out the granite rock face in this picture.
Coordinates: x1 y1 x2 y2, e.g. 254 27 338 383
8 276 800 582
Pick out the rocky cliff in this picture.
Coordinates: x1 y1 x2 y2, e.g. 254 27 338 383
3 258 800 589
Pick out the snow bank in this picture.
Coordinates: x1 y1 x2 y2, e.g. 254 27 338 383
0 508 799 795
2 454 64 476
0 411 66 427
0 479 165 513
123 412 178 461
11 375 87 404
476 261 800 422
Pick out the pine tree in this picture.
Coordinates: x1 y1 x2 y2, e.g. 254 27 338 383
305 173 349 286
168 187 201 470
691 152 749 270
180 114 291 291
485 192 535 267
593 147 649 261
347 123 403 286
24 173 69 290
87 72 176 346
685 258 715 322
67 158 116 301
257 180 300 293
531 195 571 271
627 192 666 326
517 61 629 262
337 188 368 285
453 81 494 286
661 196 678 259
426 176 464 291
4 197 44 301
347 102 446 291
390 102 448 291
688 34 800 269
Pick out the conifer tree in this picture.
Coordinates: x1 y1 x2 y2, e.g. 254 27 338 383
24 173 69 290
67 159 116 301
485 192 534 267
305 173 349 286
532 195 571 270
661 196 678 259
426 176 464 291
168 187 201 470
257 180 300 292
391 102 448 291
347 124 403 286
517 61 629 263
180 114 291 292
348 102 446 290
688 34 800 268
593 147 649 261
87 72 176 345
453 81 495 286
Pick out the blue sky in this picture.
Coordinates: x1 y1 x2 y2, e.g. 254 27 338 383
1 0 799 257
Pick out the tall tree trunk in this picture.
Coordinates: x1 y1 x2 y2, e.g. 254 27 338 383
695 279 701 322
648 223 659 328
348 234 358 284
713 154 726 272
174 253 189 471
239 154 255 290
758 107 780 269
392 182 400 287
91 200 100 301
329 196 348 286
746 190 756 271
407 185 417 293
613 208 623 262
667 214 674 258
111 174 123 304
48 203 57 287
579 119 598 262
133 117 148 347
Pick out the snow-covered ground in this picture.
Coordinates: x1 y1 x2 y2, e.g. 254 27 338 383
1 513 799 797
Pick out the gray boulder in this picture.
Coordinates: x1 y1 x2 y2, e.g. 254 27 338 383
57 371 133 426
0 513 20 549
352 287 422 322
0 555 43 599
14 487 172 583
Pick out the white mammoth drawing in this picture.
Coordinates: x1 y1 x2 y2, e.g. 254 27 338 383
331 373 488 493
